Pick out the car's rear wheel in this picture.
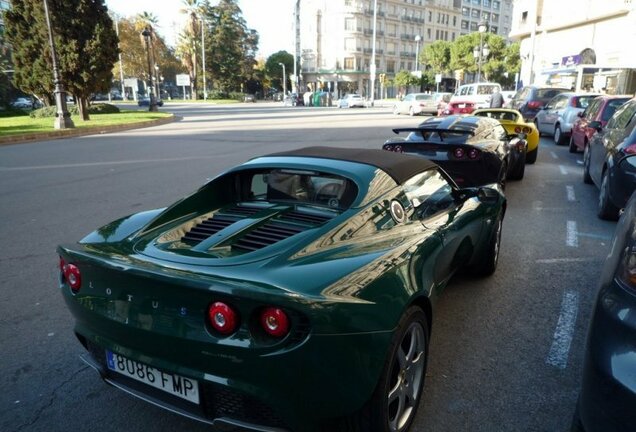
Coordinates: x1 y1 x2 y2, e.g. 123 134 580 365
534 119 541 136
324 307 428 432
525 147 538 164
569 135 578 153
583 144 593 184
598 170 619 220
508 151 526 180
470 211 503 277
554 125 565 145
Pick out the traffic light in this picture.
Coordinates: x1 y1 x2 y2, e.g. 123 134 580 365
379 73 386 84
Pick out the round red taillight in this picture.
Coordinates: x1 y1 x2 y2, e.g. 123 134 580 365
522 126 531 134
394 145 403 153
468 148 479 159
514 126 521 133
208 302 238 335
260 307 290 338
453 147 465 159
63 263 81 293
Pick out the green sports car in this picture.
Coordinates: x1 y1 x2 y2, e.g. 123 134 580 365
58 147 506 432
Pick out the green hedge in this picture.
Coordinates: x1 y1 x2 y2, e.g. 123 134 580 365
29 103 120 118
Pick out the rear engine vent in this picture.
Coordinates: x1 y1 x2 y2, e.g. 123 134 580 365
233 210 334 252
181 205 262 245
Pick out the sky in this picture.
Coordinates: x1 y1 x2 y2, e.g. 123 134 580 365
104 0 296 58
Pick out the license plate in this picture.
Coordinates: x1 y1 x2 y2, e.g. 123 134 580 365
106 350 199 404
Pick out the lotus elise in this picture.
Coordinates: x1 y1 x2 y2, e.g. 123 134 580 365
58 147 506 432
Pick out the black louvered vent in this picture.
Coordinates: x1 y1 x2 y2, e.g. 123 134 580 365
181 206 261 245
233 210 334 252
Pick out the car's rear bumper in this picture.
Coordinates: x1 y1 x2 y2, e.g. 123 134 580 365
578 278 636 432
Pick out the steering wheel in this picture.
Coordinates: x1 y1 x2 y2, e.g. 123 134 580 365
315 182 342 203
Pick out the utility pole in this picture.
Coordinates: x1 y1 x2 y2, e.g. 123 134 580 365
370 0 377 106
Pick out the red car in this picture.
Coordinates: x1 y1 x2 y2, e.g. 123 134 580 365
440 100 476 116
569 95 631 153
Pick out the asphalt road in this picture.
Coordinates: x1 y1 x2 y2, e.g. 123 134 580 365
0 102 616 432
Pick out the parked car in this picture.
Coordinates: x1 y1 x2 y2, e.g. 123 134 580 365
10 97 33 109
138 97 164 107
243 93 256 103
534 92 599 144
440 100 477 116
583 97 636 219
383 114 528 187
58 146 506 432
472 108 540 164
449 82 502 109
501 91 516 108
509 86 570 122
393 92 451 116
337 93 365 108
571 189 636 432
569 95 631 153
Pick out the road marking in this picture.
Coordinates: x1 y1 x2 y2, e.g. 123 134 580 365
576 160 584 165
550 151 558 159
566 185 576 202
559 165 568 175
0 156 217 172
535 258 597 264
578 232 612 241
566 221 578 247
546 290 579 369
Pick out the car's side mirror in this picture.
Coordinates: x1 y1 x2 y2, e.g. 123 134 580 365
588 121 602 132
577 111 585 118
477 187 500 204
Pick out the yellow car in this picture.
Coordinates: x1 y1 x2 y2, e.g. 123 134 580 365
472 108 540 164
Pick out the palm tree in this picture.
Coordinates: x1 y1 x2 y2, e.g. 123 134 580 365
179 0 205 99
135 12 159 99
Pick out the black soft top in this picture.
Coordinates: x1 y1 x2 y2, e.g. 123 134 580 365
264 146 438 185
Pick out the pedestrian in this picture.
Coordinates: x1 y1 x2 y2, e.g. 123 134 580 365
489 88 504 108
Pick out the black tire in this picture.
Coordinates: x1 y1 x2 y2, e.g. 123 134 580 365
583 144 593 184
569 135 578 153
508 151 526 180
525 147 538 164
534 119 541 136
554 125 566 145
470 211 503 277
598 170 619 220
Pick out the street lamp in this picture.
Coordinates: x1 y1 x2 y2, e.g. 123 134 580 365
414 35 421 73
278 62 287 99
141 27 158 112
473 20 489 83
42 0 74 129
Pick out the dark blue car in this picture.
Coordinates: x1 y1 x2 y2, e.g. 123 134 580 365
138 97 163 107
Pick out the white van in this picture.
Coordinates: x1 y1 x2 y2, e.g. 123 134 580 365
450 82 502 109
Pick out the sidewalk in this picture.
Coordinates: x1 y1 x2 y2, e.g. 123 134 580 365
0 114 176 147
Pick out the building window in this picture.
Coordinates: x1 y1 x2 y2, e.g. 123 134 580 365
427 28 432 38
470 21 477 31
453 16 457 26
493 0 500 9
483 12 490 20
521 10 527 23
387 60 395 73
462 7 469 16
471 9 479 18
345 57 355 70
452 32 456 40
345 38 356 51
472 0 480 4
483 0 491 7
345 18 355 31
492 13 499 21
461 20 469 30
428 11 432 21
491 25 498 33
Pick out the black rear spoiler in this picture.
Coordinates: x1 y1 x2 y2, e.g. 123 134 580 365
392 127 475 142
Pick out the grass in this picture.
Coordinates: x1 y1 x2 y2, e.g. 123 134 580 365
0 110 172 137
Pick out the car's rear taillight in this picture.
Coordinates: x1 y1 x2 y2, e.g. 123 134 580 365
260 307 290 337
453 148 465 158
207 302 239 335
468 148 480 159
527 101 542 109
570 97 578 107
383 144 403 153
624 143 636 155
63 263 81 293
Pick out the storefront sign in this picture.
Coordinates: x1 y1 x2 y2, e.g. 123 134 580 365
561 55 582 67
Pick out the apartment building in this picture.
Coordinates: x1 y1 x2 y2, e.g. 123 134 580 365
510 0 636 94
459 0 513 37
297 0 513 97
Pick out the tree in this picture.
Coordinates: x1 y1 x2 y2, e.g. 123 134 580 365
394 70 418 96
202 0 258 93
422 40 451 74
265 51 293 94
450 32 509 83
177 0 206 99
5 0 119 120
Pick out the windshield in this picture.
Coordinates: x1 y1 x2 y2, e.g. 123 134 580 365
602 99 631 122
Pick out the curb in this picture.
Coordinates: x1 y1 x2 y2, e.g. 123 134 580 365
0 114 176 147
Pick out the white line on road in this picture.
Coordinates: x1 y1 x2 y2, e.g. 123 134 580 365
551 151 558 160
578 232 612 241
559 165 568 175
0 156 217 171
546 290 579 369
535 258 597 264
566 221 578 247
566 185 576 202
576 160 584 165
